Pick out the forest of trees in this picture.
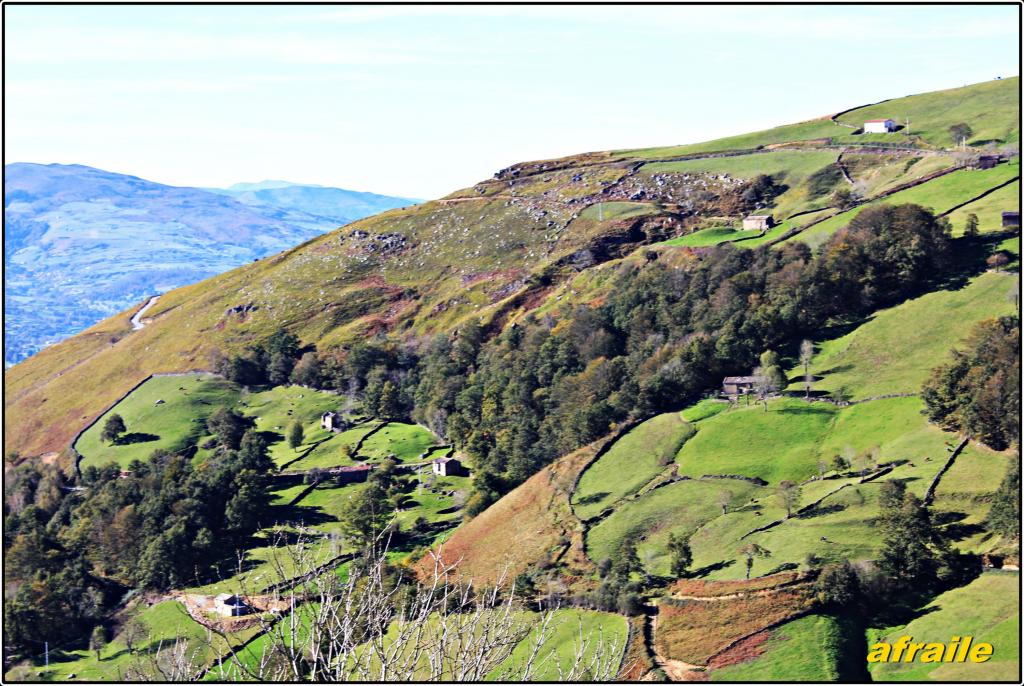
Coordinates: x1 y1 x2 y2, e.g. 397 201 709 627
4 414 277 649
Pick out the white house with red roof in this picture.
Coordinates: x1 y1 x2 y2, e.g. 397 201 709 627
863 118 897 133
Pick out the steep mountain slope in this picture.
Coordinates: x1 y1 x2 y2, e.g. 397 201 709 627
3 164 414 366
4 77 1019 462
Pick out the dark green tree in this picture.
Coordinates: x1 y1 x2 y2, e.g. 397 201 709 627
668 533 692 578
288 421 304 450
964 213 980 236
986 453 1021 542
814 561 860 609
90 624 107 660
100 414 126 444
206 406 250 450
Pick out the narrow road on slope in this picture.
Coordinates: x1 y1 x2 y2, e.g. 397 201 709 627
130 295 160 330
644 603 706 681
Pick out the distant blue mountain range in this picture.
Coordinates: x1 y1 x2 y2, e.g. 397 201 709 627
3 163 417 366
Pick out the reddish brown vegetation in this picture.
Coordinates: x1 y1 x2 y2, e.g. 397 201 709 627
669 571 801 598
654 587 811 665
706 629 772 669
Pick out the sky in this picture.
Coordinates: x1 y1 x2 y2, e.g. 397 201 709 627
4 4 1020 199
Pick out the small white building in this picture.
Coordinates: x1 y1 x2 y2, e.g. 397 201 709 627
863 118 897 134
320 411 348 432
742 215 774 231
432 456 468 477
213 594 250 618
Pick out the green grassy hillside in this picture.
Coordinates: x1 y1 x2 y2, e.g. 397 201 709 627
868 572 1020 681
5 77 1019 462
835 77 1020 148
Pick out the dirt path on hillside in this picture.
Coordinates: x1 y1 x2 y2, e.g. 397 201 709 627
131 295 161 330
644 603 707 681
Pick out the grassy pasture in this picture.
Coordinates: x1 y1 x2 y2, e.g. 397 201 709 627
285 423 378 470
75 373 240 469
868 571 1020 681
710 614 845 681
359 422 439 462
489 609 628 681
215 606 624 681
647 396 964 579
836 77 1019 148
789 161 1020 249
12 599 253 682
571 411 693 520
675 398 838 484
945 179 1020 236
791 272 1018 400
661 226 760 247
643 150 837 180
585 479 759 572
239 385 345 464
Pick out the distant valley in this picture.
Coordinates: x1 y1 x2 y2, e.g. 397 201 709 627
3 164 417 366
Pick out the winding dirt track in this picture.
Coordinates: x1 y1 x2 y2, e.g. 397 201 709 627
130 295 161 330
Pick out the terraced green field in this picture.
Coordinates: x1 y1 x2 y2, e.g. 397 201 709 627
358 422 440 462
489 608 627 681
676 398 837 484
789 162 1020 249
661 226 762 247
571 411 693 520
239 385 348 464
621 119 850 159
285 422 379 470
868 571 1020 681
585 395 975 579
586 479 759 573
791 272 1018 400
75 373 240 469
944 179 1020 236
711 614 845 681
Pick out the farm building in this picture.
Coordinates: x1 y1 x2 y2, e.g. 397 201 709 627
332 463 373 484
214 594 251 618
432 456 468 477
742 215 774 231
863 118 897 133
320 411 348 432
1002 211 1020 229
721 375 766 397
975 155 1000 169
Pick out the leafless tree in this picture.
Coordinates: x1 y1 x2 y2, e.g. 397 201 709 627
776 480 801 518
799 339 814 399
717 489 733 515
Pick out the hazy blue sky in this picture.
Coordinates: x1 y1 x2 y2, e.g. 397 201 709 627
4 5 1019 198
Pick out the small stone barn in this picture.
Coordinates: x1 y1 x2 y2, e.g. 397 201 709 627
321 411 348 432
432 456 468 477
975 155 1000 169
1002 211 1020 229
722 375 766 397
742 215 774 231
863 118 897 133
213 594 251 618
